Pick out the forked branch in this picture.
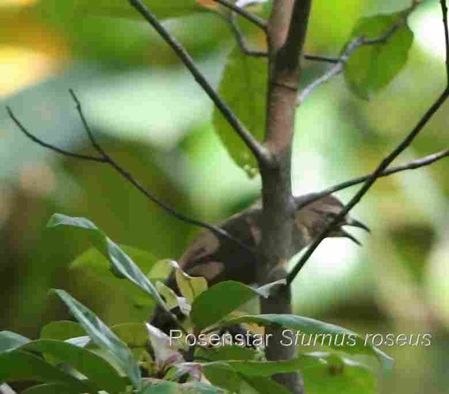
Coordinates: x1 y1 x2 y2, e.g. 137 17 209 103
7 94 256 254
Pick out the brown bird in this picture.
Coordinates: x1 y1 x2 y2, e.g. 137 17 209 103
151 194 369 331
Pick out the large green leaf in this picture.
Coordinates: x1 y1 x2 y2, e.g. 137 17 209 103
301 353 376 394
202 363 247 393
191 280 284 331
344 11 414 99
47 214 167 310
22 383 81 394
216 314 393 374
0 336 127 394
74 0 204 20
71 246 160 309
242 376 292 394
40 321 86 342
53 289 142 389
0 351 89 393
213 45 267 177
203 363 290 394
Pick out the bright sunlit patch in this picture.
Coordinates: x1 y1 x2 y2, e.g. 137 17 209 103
0 0 37 6
0 47 57 97
411 2 446 61
290 237 362 314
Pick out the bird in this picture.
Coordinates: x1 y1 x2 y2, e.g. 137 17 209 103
150 193 369 332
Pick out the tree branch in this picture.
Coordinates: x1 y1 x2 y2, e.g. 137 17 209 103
287 0 449 286
212 0 267 30
129 0 271 166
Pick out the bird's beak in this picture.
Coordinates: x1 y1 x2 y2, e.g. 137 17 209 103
345 217 370 233
340 229 362 246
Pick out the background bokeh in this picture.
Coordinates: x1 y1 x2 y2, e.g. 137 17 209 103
1 0 448 392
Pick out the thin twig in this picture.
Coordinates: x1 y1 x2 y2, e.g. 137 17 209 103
129 0 271 166
213 0 267 30
297 62 344 104
6 107 106 163
225 12 267 57
303 54 339 64
295 149 449 210
287 0 449 286
442 0 449 83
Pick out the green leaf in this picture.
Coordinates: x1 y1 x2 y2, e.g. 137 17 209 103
169 261 208 304
47 214 167 310
40 321 85 342
140 379 225 393
204 352 376 394
0 350 89 393
111 323 149 360
191 280 283 331
202 363 247 393
213 45 267 177
300 353 376 394
24 340 126 393
203 363 289 394
196 344 262 362
242 376 292 394
344 12 414 99
22 383 80 394
72 245 159 275
202 354 319 379
74 0 205 20
53 289 142 389
216 314 393 374
40 321 88 364
0 331 30 353
71 247 160 309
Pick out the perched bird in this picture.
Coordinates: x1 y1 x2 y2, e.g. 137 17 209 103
151 193 369 331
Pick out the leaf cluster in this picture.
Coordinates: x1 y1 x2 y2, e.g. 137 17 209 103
0 214 392 393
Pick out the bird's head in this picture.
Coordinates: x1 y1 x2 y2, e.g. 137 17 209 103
294 194 370 246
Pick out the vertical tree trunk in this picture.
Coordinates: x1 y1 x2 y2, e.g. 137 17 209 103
259 1 312 392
